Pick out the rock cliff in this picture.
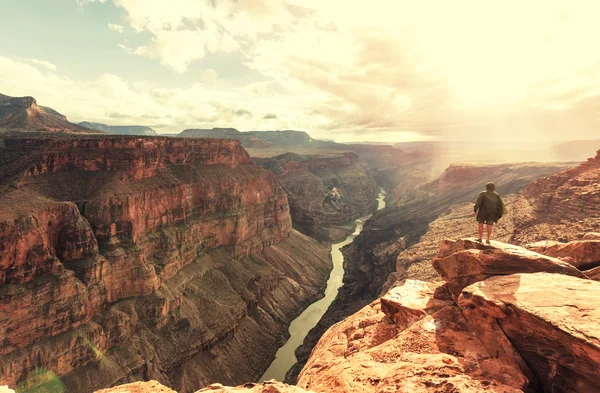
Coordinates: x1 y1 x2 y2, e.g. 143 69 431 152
0 93 93 133
0 135 331 393
254 152 378 241
298 239 600 393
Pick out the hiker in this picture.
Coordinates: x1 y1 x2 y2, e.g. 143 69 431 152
473 182 506 244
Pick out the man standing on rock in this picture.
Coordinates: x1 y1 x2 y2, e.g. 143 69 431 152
474 182 506 244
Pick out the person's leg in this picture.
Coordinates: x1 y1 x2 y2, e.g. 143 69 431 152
478 223 484 241
486 224 493 243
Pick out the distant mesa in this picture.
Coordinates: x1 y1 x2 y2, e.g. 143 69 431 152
0 93 94 133
79 121 158 136
179 127 339 149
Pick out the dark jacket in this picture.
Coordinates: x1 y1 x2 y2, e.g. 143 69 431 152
474 191 506 221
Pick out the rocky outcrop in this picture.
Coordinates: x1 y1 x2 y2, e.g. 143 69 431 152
0 135 331 393
433 239 586 297
96 381 177 393
526 239 600 270
0 93 93 133
197 381 312 393
94 381 312 393
79 122 158 136
255 152 378 241
298 239 600 393
298 276 530 393
460 273 600 393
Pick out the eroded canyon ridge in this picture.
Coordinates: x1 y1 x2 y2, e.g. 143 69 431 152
0 134 332 392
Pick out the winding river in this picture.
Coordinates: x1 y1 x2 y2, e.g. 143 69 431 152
260 188 387 382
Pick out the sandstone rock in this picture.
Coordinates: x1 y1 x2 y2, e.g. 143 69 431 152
526 239 600 269
95 381 177 393
0 136 331 392
197 381 313 393
380 280 452 330
459 273 600 393
583 232 600 240
0 93 93 133
583 266 600 280
432 239 586 297
298 280 529 393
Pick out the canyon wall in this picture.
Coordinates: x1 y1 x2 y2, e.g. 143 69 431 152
255 152 378 242
0 135 331 393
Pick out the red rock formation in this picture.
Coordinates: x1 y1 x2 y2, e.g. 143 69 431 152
94 380 313 393
0 135 331 393
298 239 600 393
196 381 313 393
255 152 378 241
432 239 586 297
460 273 600 393
297 278 529 392
526 239 600 269
96 381 176 393
0 93 93 133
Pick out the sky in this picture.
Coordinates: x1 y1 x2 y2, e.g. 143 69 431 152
1 0 600 142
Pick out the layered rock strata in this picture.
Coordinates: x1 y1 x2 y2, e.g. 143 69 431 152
0 135 331 393
0 93 92 133
254 152 378 241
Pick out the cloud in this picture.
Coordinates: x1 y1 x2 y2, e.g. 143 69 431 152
17 57 57 71
108 23 124 33
262 113 278 120
235 108 252 117
21 0 600 141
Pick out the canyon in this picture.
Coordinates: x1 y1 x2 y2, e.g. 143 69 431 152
99 149 600 393
254 152 378 241
285 160 573 382
0 134 331 392
2 100 600 393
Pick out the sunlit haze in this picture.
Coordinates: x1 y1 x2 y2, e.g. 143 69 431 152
2 0 599 142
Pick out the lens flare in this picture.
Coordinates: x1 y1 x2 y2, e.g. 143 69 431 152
15 369 63 393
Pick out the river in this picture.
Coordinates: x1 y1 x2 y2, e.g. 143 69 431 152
260 188 387 382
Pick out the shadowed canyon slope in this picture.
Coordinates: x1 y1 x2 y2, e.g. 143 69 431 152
0 135 331 393
0 93 93 133
254 152 378 241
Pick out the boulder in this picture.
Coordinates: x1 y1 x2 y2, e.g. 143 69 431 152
526 239 600 269
380 280 452 330
583 232 600 240
298 280 530 393
197 381 313 393
432 239 586 297
95 381 176 393
459 273 600 393
584 266 600 281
